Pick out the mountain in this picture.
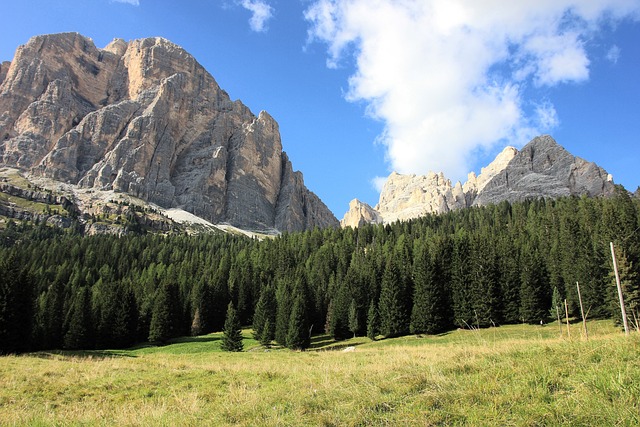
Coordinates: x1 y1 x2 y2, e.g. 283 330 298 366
341 135 615 227
0 33 338 233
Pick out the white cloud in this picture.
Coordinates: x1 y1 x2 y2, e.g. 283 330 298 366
371 176 387 193
111 0 139 5
305 0 640 183
238 0 273 32
607 44 622 63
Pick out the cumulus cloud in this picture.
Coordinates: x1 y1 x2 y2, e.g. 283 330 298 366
305 0 640 182
238 0 273 32
111 0 139 5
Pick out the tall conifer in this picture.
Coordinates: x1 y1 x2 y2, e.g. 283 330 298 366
221 302 243 352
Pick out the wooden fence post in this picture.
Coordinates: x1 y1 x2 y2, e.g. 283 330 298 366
610 242 629 336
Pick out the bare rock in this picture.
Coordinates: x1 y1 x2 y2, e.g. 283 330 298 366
473 135 615 206
342 135 616 227
374 171 467 223
0 61 10 86
340 198 381 228
0 33 337 232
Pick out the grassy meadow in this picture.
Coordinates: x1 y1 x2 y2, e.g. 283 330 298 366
1 320 639 426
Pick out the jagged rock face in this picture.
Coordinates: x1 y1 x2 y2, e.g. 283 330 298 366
375 171 467 222
0 62 10 86
0 33 338 232
340 198 382 228
463 146 518 195
342 135 615 227
473 135 615 206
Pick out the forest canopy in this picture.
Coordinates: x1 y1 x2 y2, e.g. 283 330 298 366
1 187 639 354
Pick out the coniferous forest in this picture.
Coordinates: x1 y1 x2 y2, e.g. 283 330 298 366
1 187 639 354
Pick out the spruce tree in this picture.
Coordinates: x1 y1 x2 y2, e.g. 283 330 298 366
348 299 359 338
0 255 34 354
366 300 380 340
286 294 310 350
148 283 179 344
275 279 293 346
63 286 93 350
253 285 276 346
379 255 409 338
519 248 549 324
451 233 473 328
550 286 562 321
221 302 243 352
410 240 449 334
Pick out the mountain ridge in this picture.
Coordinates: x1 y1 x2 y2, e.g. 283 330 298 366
0 32 338 233
342 135 616 227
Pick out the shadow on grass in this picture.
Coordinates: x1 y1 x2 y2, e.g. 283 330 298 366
308 334 335 349
169 335 221 344
32 350 137 360
307 334 370 352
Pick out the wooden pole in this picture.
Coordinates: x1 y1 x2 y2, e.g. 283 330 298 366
610 242 630 336
576 282 588 340
564 299 570 338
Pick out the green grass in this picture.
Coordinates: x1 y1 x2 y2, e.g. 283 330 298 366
0 167 33 189
1 321 639 426
0 192 64 214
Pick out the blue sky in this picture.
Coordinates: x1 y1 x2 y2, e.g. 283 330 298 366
1 1 639 218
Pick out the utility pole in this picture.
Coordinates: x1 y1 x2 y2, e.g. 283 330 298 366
610 242 629 336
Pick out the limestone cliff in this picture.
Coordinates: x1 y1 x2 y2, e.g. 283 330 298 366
0 33 338 232
472 135 615 206
342 136 615 227
340 199 382 228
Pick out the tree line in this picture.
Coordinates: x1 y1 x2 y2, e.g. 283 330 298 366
1 187 639 354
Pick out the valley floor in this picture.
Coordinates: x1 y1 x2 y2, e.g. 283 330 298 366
1 320 639 426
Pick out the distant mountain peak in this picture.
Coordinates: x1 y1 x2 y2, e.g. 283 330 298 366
341 135 615 228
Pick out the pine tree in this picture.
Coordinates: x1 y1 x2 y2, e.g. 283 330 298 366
451 233 473 328
519 248 549 324
253 285 276 346
0 255 34 354
366 300 380 340
348 299 359 338
275 279 293 346
191 280 213 336
148 283 180 344
379 255 409 338
328 282 351 340
39 280 65 350
550 286 562 322
286 293 310 350
63 286 93 350
410 240 449 334
221 302 243 352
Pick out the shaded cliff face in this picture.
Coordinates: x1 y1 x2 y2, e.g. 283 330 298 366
0 33 338 232
471 135 615 206
341 135 615 227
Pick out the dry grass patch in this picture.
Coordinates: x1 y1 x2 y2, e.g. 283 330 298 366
1 321 639 426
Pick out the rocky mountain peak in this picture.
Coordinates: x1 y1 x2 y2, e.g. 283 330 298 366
0 32 338 233
341 135 615 227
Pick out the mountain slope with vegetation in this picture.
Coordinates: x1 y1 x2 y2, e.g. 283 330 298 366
1 186 638 354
